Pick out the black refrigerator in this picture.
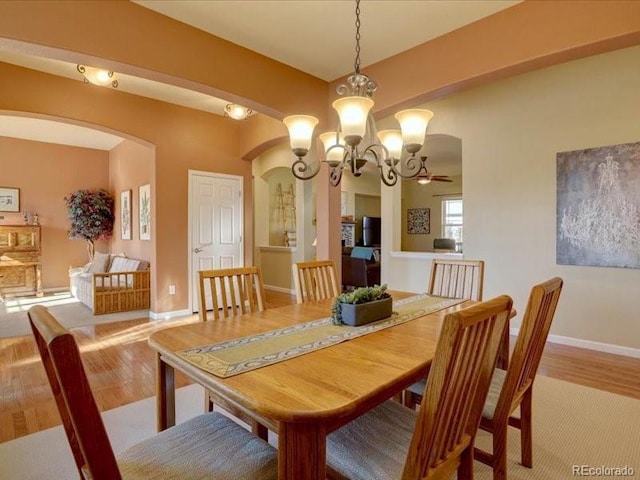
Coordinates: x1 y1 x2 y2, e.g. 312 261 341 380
362 216 381 247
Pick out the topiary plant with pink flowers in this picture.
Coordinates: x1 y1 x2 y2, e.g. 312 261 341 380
64 188 114 260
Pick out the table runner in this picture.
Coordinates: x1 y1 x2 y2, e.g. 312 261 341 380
177 294 465 378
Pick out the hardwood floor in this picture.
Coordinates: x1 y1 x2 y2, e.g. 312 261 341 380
1 290 639 443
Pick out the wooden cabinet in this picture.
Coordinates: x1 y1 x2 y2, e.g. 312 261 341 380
0 225 42 299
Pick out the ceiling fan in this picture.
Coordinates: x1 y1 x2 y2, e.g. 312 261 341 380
416 156 453 184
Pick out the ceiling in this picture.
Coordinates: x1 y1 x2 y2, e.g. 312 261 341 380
0 0 519 154
133 0 520 82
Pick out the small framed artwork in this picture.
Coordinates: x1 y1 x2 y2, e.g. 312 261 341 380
0 187 20 212
139 184 151 241
120 189 132 240
407 207 430 234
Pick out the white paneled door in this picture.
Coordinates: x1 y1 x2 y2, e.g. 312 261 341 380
190 171 243 312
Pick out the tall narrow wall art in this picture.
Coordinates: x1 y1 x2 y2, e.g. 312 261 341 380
139 184 151 241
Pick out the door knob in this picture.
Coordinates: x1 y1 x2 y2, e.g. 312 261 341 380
194 247 203 253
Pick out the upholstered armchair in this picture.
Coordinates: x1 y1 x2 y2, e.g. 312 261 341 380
341 255 380 290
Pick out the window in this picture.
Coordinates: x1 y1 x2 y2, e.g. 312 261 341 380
442 198 463 249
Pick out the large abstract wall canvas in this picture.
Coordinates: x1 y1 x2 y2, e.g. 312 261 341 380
557 142 640 268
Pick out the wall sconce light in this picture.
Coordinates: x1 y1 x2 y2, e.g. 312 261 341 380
224 103 252 120
77 65 118 88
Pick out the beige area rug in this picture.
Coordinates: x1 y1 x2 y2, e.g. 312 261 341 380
1 375 638 479
0 291 150 338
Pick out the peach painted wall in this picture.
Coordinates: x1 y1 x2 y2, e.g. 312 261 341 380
0 136 110 288
0 0 328 119
0 62 250 314
109 139 154 262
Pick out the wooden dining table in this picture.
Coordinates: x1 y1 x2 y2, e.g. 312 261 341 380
148 292 508 480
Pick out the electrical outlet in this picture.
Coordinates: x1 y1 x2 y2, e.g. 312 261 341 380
169 285 176 295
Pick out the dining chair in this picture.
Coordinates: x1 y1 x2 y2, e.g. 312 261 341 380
428 258 485 301
198 266 273 439
292 259 340 303
474 277 563 480
198 266 266 321
326 295 513 480
403 258 485 408
27 305 277 480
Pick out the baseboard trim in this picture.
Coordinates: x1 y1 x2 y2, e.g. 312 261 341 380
149 309 192 321
264 284 296 295
43 287 71 294
510 328 640 359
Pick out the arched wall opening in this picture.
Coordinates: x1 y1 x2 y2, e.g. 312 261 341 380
0 109 157 307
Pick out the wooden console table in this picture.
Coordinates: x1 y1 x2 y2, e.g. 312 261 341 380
0 225 43 299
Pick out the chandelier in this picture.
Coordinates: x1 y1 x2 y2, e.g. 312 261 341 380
283 0 433 187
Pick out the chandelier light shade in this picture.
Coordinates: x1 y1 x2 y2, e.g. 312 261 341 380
77 65 118 88
283 115 319 157
332 96 374 142
394 109 434 153
224 103 252 120
282 0 434 187
376 130 403 160
319 131 346 165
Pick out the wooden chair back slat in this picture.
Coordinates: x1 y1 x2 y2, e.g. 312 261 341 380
293 260 340 304
28 305 122 480
198 267 266 321
495 277 563 418
402 295 512 480
428 259 485 301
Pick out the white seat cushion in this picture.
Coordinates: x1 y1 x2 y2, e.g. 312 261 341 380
117 412 277 480
109 256 141 273
87 251 110 273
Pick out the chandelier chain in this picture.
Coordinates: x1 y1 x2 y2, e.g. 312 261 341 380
283 0 433 187
354 0 361 74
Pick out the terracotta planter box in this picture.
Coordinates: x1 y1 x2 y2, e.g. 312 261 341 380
340 296 393 326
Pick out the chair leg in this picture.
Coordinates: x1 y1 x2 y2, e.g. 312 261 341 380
205 391 214 412
252 420 269 441
403 391 420 410
458 445 474 480
491 424 508 480
520 388 533 468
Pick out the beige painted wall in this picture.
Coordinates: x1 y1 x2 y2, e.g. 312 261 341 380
0 136 110 288
252 143 314 291
386 45 640 350
267 168 296 246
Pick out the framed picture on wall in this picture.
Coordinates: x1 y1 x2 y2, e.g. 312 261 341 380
120 189 132 240
139 184 151 241
0 187 20 212
407 207 430 234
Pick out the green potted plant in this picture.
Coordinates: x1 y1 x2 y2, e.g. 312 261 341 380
64 188 114 260
331 284 393 326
